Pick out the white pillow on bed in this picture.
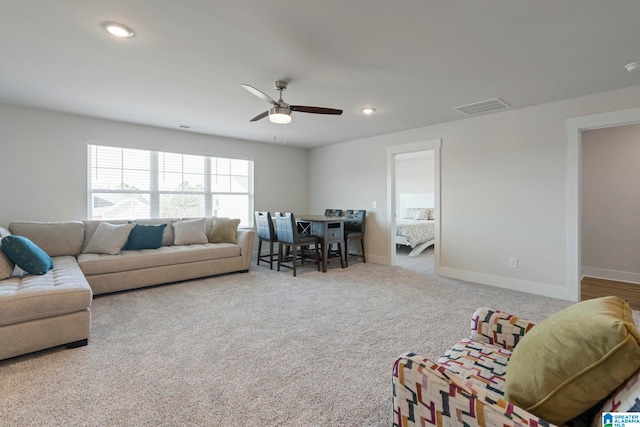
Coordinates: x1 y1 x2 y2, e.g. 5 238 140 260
404 207 435 220
414 208 429 220
404 207 419 219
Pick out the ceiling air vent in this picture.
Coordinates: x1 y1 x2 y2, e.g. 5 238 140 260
178 124 205 131
453 98 510 115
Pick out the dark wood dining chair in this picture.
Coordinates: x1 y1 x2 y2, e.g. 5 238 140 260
274 212 321 277
324 209 343 217
344 210 366 267
255 211 278 269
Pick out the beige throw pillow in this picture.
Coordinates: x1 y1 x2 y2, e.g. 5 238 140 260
82 222 135 255
504 296 640 424
209 217 240 243
0 225 13 279
173 219 208 245
0 245 14 280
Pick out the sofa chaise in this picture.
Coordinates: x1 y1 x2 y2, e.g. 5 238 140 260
0 217 254 361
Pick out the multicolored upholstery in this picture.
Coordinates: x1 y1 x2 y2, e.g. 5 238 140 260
469 308 536 351
435 338 511 395
589 369 640 427
393 307 640 427
393 352 551 427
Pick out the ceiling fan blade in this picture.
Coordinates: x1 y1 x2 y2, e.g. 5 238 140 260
249 110 269 122
290 105 343 115
241 84 278 106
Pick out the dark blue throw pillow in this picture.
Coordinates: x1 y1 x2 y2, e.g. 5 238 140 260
124 223 167 250
1 235 53 275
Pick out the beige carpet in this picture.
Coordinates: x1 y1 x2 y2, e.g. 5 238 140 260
0 249 594 426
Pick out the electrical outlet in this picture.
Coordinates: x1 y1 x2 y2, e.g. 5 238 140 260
509 257 518 269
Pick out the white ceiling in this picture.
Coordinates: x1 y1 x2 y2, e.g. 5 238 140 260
2 1 640 148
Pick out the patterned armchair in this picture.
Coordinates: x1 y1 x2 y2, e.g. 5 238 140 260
393 307 640 427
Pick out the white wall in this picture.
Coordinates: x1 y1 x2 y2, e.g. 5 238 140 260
395 151 435 217
395 151 435 194
582 123 640 283
309 84 640 300
0 103 309 226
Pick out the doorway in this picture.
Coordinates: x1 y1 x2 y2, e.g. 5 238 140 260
580 123 640 307
394 151 435 267
386 139 442 269
566 106 640 302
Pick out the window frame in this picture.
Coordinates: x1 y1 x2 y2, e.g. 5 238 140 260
87 143 254 226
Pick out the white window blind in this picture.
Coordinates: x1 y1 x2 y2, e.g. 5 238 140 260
88 144 254 226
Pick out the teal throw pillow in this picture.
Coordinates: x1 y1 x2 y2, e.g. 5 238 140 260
1 235 53 275
124 223 167 250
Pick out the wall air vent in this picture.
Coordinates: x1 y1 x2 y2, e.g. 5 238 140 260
453 98 510 115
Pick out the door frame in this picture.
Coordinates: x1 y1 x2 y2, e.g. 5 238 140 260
566 106 640 301
386 139 442 268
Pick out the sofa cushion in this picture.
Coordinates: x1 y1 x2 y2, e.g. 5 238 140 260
505 296 640 425
124 223 167 250
209 217 240 244
1 235 53 275
436 338 512 395
78 243 241 276
173 219 208 245
83 222 135 255
0 256 92 326
9 221 85 256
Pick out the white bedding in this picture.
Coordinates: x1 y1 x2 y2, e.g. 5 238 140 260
395 219 435 248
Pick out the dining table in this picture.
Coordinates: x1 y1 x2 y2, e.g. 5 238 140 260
295 214 346 273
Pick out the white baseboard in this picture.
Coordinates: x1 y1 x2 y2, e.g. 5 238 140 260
582 267 640 284
438 267 573 301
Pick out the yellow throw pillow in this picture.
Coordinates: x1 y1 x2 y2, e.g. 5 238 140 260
209 218 240 243
505 296 640 425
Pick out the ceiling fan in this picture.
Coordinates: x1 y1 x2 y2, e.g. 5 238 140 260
241 80 343 124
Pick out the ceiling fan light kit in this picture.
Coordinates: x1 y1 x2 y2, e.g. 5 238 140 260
269 107 292 124
242 80 342 124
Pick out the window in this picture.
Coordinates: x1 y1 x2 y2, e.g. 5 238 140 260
88 144 254 226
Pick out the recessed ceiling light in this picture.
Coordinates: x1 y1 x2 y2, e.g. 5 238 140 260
625 61 640 72
361 107 376 114
101 21 135 38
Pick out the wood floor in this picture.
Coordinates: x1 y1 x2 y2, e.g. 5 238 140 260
581 276 640 310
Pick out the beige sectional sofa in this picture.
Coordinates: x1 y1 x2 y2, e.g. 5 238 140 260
0 218 254 360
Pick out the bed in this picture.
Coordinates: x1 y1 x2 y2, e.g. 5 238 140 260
395 192 435 256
